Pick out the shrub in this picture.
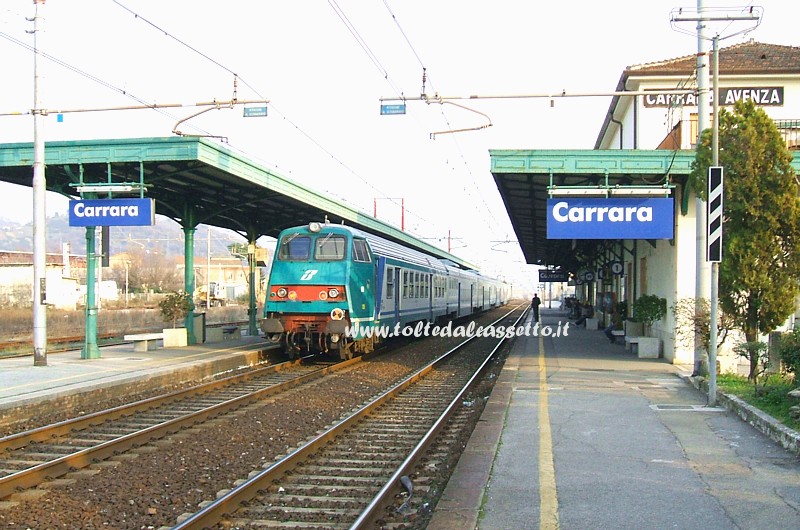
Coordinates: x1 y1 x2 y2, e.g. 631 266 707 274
158 291 193 328
779 327 800 376
632 294 667 331
734 340 770 395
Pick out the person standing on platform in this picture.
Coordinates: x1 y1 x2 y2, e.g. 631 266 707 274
531 293 541 322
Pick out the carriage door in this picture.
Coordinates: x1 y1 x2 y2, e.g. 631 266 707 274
393 267 401 327
470 283 475 312
457 282 462 317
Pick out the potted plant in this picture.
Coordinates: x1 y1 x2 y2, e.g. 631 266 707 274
159 291 193 347
630 294 667 358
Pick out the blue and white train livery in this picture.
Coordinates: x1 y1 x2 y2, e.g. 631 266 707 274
261 222 510 359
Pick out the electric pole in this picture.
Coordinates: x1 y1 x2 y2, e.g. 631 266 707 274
31 0 47 367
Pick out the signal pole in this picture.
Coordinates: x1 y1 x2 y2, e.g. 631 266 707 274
671 4 762 404
31 0 47 367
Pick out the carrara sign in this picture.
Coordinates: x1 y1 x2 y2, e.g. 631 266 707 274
69 198 155 227
546 198 673 239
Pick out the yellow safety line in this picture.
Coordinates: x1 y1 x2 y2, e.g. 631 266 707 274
538 333 560 529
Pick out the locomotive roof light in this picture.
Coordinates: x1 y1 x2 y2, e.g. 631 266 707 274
330 307 345 320
328 288 340 298
276 287 288 298
308 222 322 233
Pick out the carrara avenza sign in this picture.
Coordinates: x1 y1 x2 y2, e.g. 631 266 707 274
546 198 673 239
69 198 155 227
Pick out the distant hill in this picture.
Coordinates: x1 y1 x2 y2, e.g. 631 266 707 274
1 214 269 258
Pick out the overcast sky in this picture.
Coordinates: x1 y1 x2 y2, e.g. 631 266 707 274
0 0 795 292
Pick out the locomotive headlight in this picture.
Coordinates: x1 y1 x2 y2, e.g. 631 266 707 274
330 333 340 343
328 288 340 298
330 308 345 320
288 290 297 300
318 290 328 300
308 222 322 233
276 287 288 298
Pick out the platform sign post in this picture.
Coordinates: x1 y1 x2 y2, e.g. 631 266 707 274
707 166 723 407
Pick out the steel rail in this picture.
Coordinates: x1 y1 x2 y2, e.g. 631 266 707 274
0 355 358 498
172 304 527 530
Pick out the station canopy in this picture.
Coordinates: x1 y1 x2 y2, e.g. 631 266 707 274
0 136 475 270
490 149 698 272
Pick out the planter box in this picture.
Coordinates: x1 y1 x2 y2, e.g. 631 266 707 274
163 327 188 348
585 317 599 330
636 337 661 359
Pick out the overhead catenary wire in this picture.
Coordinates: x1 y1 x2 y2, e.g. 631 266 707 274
0 28 217 137
111 0 440 233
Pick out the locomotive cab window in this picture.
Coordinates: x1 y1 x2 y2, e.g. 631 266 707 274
352 239 372 262
278 234 311 261
315 234 346 261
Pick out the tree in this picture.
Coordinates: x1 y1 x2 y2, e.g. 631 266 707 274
690 99 800 381
159 291 193 328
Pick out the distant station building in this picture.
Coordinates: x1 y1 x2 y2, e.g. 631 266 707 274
493 41 800 372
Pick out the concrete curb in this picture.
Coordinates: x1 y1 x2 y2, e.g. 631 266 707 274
685 375 800 456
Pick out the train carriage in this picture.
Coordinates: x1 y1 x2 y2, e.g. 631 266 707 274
261 222 509 359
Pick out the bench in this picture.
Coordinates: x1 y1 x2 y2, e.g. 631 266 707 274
222 326 240 340
611 330 625 337
123 333 164 352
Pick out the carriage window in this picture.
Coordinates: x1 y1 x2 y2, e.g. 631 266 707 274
352 239 372 262
315 234 346 260
386 267 394 299
414 272 420 298
278 235 311 261
403 270 410 298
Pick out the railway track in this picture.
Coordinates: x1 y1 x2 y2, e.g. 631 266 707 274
0 355 351 499
173 305 528 530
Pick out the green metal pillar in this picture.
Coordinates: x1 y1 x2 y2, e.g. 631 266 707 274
184 225 197 344
248 240 258 336
82 226 100 359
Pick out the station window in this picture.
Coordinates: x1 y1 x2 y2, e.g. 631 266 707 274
386 266 394 299
278 234 311 261
352 239 372 262
315 234 346 261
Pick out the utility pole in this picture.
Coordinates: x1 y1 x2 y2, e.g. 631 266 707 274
671 4 762 405
31 0 47 367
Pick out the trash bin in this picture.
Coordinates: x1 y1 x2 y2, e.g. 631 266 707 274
193 312 206 343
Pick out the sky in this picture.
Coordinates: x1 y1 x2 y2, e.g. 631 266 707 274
0 0 796 295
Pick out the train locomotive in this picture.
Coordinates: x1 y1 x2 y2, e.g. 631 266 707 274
260 222 510 359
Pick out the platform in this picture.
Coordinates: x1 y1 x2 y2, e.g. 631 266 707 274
0 334 276 428
427 308 800 530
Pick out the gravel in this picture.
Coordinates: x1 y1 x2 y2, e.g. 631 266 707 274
0 308 516 529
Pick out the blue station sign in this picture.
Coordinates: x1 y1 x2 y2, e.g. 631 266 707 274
69 198 155 227
546 198 673 240
380 103 406 115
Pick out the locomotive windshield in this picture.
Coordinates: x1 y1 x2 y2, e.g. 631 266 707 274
315 234 346 260
278 234 311 261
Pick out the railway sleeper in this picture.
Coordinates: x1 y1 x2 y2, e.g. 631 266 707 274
252 494 365 509
295 465 392 477
277 474 383 487
267 483 374 497
226 515 352 529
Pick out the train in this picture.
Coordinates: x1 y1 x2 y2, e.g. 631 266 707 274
260 221 511 359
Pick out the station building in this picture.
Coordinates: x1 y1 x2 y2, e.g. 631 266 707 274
492 41 800 370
